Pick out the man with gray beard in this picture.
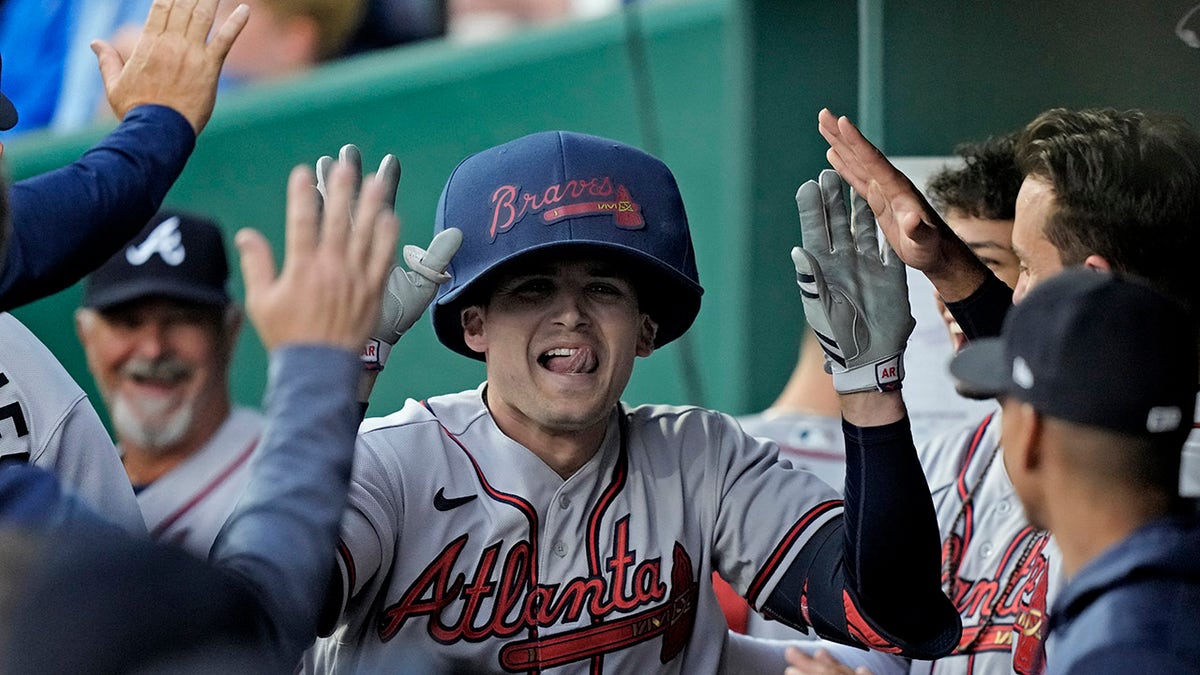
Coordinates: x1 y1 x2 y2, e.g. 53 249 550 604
75 210 264 556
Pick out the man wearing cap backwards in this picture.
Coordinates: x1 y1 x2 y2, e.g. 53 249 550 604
783 107 1200 675
75 210 264 556
948 269 1200 673
302 130 960 673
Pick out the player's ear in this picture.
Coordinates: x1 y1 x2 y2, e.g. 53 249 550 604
1008 400 1044 473
1082 254 1112 273
74 308 95 346
636 314 658 357
461 306 487 354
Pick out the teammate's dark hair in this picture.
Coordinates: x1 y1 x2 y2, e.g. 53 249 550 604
1015 108 1200 316
927 134 1022 221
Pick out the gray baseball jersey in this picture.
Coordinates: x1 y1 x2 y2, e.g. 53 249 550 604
132 407 264 557
736 410 844 642
304 385 845 674
0 313 144 533
736 411 845 491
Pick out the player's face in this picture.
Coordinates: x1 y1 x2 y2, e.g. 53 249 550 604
936 209 1019 352
1010 177 1065 305
462 255 657 455
77 299 235 451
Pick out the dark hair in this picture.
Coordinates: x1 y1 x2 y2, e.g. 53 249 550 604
1015 108 1200 313
927 134 1022 221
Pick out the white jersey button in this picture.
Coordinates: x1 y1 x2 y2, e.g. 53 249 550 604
559 495 570 509
553 541 568 557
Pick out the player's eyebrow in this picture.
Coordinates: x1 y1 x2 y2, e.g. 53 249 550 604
965 240 1014 254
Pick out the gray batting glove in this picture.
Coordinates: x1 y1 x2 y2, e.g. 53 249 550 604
362 229 463 370
791 169 914 394
314 144 461 371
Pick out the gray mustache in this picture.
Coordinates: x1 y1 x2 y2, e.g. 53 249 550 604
122 358 191 381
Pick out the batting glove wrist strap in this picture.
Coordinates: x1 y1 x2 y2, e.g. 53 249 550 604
792 170 914 394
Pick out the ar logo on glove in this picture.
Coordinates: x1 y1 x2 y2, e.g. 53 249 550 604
875 356 903 392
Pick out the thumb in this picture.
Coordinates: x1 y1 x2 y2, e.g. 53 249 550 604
235 228 277 303
91 39 124 94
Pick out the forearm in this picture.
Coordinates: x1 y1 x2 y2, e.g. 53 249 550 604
787 639 911 675
763 417 959 658
923 237 994 304
840 417 957 650
838 390 906 427
208 344 361 666
0 105 195 310
944 272 1014 342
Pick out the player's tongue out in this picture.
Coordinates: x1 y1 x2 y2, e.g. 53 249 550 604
541 347 598 374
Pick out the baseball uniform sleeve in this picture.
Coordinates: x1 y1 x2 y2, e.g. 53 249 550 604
207 344 362 667
943 272 1013 343
763 416 961 659
0 104 195 310
45 394 146 534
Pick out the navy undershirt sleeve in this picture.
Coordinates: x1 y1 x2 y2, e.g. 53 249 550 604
944 273 1013 343
0 105 195 310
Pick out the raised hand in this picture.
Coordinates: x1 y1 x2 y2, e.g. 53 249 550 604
93 0 250 134
818 108 989 302
312 144 461 372
236 161 398 352
791 170 914 395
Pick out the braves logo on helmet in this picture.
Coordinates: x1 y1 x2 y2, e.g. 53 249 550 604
489 179 645 240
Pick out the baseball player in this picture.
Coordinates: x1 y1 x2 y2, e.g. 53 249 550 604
74 211 265 555
1 154 401 672
948 270 1200 674
302 130 961 673
786 107 1200 675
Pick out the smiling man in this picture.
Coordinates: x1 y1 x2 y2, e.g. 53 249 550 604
302 130 960 674
75 210 263 555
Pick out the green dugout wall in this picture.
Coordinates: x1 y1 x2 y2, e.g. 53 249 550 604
7 0 1199 420
8 0 854 418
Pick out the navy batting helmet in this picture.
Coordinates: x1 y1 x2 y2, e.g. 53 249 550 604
431 130 703 360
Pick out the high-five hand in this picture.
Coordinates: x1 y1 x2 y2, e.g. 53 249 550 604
93 0 251 134
791 169 914 395
817 108 989 302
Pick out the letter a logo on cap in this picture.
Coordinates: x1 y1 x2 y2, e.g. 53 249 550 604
126 216 186 266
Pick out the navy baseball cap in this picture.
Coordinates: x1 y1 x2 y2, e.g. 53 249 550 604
430 130 703 360
83 210 231 310
0 55 19 131
950 269 1198 438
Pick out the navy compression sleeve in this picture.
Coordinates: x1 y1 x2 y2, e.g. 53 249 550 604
945 272 1013 343
765 416 960 659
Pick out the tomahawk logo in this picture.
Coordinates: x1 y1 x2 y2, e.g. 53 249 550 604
126 216 186 266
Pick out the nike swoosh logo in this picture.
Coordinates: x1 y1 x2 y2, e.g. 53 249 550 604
434 487 478 511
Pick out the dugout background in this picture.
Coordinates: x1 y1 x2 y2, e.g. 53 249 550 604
8 0 1200 419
